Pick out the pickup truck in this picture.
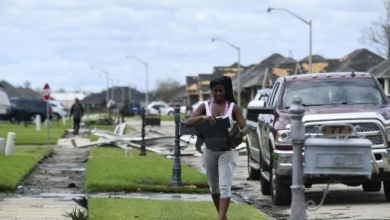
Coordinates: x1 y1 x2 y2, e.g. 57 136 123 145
246 72 390 205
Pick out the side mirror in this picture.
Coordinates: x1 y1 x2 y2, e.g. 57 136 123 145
247 101 274 121
248 100 265 109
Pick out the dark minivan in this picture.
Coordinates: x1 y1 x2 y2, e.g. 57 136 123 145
10 97 52 122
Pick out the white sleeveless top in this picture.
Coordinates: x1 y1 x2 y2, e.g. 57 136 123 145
204 101 235 131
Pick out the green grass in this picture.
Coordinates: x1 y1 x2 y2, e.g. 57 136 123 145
89 198 269 220
0 145 53 192
86 147 209 193
0 121 71 145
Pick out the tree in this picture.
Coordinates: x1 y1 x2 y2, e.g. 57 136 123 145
56 88 66 93
155 78 181 103
360 0 390 58
23 81 31 89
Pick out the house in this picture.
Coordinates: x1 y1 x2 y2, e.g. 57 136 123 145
50 93 87 108
80 87 154 112
184 48 386 107
185 76 199 107
0 80 41 99
368 59 390 94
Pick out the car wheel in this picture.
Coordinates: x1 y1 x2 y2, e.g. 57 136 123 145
247 142 260 180
52 113 60 121
362 181 382 192
168 111 174 116
384 181 390 201
260 154 271 195
270 156 291 206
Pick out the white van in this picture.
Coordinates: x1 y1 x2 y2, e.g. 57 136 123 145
0 88 11 120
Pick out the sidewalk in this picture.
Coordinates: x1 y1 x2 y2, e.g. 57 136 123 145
0 127 90 220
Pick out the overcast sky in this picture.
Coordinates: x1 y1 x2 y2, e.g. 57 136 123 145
0 0 385 94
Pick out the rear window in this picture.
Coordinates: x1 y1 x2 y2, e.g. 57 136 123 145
33 100 47 108
281 78 386 109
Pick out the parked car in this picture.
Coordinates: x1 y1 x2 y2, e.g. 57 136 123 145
245 87 272 181
10 97 52 123
147 101 173 116
0 88 11 120
247 72 390 205
167 102 187 114
49 100 68 121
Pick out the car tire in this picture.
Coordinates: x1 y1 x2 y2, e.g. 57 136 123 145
362 181 382 192
168 111 174 116
246 142 260 180
270 156 291 206
260 155 271 195
52 113 60 121
384 181 390 201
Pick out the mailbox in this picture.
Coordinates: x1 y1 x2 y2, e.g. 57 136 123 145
180 121 196 135
304 138 372 177
145 117 161 126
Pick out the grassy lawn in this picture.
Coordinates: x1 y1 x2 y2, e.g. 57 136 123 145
0 121 71 145
0 145 53 192
86 147 209 193
89 198 269 220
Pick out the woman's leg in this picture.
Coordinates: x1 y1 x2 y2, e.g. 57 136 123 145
218 150 239 220
211 193 220 212
202 148 221 214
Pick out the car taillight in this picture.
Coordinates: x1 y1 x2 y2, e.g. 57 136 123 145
49 108 52 114
62 108 67 111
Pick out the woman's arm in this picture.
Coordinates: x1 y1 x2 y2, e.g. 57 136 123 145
185 103 216 127
233 104 248 138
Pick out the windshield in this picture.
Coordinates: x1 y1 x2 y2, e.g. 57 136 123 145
281 78 386 109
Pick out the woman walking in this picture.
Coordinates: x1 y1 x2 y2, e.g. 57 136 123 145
185 76 248 220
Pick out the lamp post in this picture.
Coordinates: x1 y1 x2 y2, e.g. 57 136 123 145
267 7 312 74
212 38 241 108
126 56 148 106
91 66 109 116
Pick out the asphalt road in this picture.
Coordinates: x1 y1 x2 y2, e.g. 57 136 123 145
129 119 390 220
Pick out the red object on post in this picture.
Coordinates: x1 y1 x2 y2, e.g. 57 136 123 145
43 83 50 102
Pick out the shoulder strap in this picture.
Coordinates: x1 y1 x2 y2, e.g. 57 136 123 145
204 101 211 116
227 102 235 116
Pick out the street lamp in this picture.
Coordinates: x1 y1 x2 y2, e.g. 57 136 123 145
126 56 148 106
268 7 312 74
212 38 241 108
91 66 109 116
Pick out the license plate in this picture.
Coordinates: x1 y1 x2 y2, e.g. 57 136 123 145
321 125 353 135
